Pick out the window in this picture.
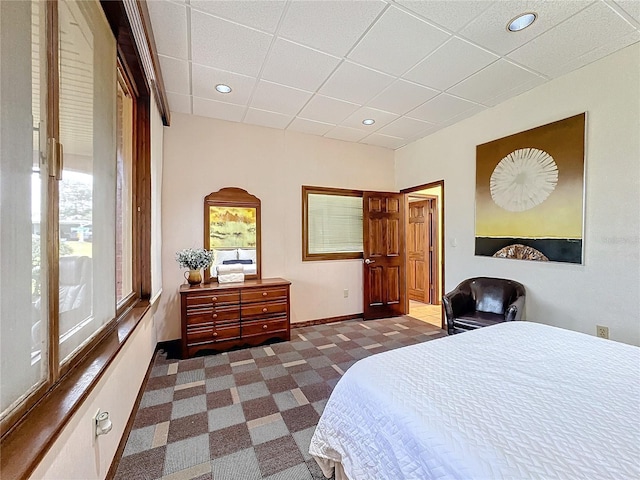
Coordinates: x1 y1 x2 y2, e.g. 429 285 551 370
0 0 155 439
302 186 364 261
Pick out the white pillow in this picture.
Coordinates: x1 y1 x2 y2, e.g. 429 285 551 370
214 249 238 265
238 248 256 263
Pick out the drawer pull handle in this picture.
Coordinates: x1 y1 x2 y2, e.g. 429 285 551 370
262 324 268 330
262 307 268 313
212 332 218 337
212 296 218 302
212 313 217 319
262 292 268 296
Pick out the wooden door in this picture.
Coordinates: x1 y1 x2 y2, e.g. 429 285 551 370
407 200 429 303
427 197 439 304
363 192 406 320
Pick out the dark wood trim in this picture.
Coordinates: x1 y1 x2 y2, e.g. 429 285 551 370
302 185 364 262
100 0 171 126
401 180 445 330
136 0 170 125
291 313 364 328
135 97 152 298
106 339 156 480
0 301 153 480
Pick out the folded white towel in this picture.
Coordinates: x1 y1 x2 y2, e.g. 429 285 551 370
217 264 244 274
218 273 244 284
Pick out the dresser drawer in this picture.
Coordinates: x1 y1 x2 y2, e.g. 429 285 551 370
185 290 240 308
185 304 239 326
186 324 241 345
242 287 289 304
241 300 287 318
242 316 288 338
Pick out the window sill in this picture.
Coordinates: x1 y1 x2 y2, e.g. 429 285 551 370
0 299 154 480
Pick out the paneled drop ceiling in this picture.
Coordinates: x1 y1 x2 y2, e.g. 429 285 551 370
147 0 640 150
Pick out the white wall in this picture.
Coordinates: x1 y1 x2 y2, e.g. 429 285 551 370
151 99 164 300
157 116 395 341
395 44 640 345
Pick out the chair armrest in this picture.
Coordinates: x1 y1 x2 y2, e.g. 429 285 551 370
442 290 473 321
505 295 525 321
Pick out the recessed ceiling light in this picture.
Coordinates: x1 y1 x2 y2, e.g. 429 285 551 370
507 12 537 32
215 84 232 94
362 119 375 126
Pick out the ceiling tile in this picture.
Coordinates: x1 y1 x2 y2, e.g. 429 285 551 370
404 37 499 91
613 0 640 23
361 133 406 150
438 103 486 129
287 118 335 136
146 1 188 59
261 38 341 92
191 11 273 77
278 0 387 57
460 0 592 55
543 30 640 79
250 81 313 116
348 6 450 76
448 59 543 105
367 79 439 115
244 108 293 130
396 0 496 32
319 62 395 105
166 92 191 115
341 106 398 131
407 93 480 123
508 2 638 77
483 76 547 107
158 55 190 95
325 126 369 142
298 94 361 124
189 0 286 33
192 97 245 122
377 116 434 138
191 64 256 105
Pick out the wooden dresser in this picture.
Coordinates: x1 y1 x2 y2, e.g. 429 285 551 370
179 278 291 358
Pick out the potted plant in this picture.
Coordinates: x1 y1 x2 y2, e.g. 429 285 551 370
175 248 214 286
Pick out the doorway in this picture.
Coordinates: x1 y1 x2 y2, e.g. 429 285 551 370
402 181 444 329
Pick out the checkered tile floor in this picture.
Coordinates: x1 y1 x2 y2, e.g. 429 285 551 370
114 316 446 480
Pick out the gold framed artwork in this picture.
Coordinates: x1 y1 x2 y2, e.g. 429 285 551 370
475 113 586 264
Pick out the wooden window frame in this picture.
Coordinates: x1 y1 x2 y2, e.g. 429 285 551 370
302 185 364 261
0 1 169 478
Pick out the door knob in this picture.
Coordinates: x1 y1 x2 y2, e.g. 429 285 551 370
364 258 375 265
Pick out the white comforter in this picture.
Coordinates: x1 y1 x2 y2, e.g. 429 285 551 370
309 322 640 479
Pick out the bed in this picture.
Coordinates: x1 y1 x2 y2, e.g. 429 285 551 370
309 321 640 480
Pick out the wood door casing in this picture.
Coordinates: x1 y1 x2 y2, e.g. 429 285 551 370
363 192 406 320
408 200 429 303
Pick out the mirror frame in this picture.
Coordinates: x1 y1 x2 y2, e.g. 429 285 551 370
203 187 262 283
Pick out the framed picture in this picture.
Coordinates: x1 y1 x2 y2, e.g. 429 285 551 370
475 113 586 264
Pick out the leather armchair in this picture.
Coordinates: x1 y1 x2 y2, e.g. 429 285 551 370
442 277 525 335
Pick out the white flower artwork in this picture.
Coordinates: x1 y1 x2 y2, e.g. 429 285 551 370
490 148 558 212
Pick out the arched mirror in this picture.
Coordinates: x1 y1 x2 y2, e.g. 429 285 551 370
204 187 261 283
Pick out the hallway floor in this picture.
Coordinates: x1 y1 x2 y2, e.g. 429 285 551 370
408 301 443 329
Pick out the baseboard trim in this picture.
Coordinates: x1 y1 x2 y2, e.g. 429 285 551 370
291 313 363 328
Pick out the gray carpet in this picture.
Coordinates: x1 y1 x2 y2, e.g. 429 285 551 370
113 316 445 480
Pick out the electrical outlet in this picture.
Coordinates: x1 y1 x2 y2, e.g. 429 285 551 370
343 289 349 298
596 325 609 339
